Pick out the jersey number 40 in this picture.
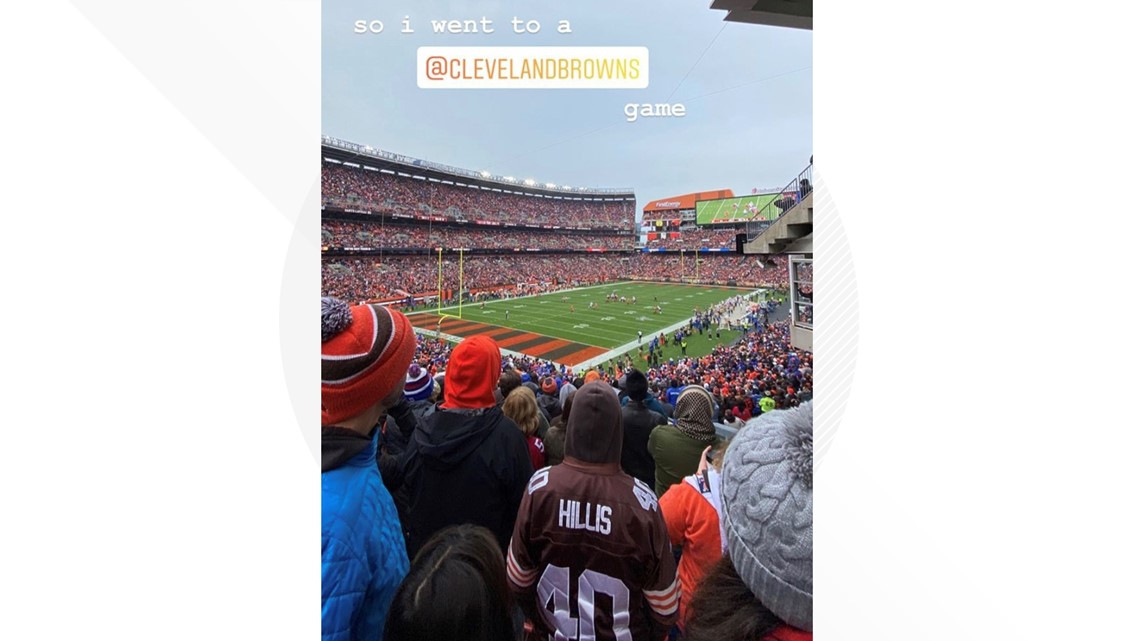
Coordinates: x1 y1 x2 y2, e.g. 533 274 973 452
537 565 632 641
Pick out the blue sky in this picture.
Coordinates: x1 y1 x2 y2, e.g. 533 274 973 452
323 0 811 215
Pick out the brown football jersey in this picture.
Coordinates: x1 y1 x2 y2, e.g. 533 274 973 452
508 460 680 641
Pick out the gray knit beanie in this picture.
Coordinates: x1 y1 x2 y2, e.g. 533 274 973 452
721 401 812 632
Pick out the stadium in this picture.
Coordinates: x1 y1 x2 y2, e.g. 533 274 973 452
322 136 811 376
320 3 813 639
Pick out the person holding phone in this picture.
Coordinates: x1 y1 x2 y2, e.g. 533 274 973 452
659 440 731 633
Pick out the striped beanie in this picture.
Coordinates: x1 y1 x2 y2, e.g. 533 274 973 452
404 363 433 402
321 297 417 425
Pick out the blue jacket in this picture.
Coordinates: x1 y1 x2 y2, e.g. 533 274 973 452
322 429 410 641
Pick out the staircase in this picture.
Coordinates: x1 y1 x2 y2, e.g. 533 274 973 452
744 192 812 254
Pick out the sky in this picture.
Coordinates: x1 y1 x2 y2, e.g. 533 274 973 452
322 0 812 217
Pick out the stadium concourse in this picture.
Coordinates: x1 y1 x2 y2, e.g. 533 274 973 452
321 140 813 641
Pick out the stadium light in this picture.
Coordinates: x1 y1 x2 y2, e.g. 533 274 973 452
504 176 516 182
524 179 536 186
545 182 556 188
480 170 491 177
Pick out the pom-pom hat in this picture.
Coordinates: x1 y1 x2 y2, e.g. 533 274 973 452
321 297 416 425
404 363 433 401
721 401 813 631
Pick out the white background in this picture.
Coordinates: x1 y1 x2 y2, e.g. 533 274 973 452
3 0 1139 638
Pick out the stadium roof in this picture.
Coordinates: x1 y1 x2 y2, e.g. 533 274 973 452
322 136 636 201
709 0 812 30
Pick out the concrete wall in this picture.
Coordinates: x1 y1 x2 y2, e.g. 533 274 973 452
791 324 813 352
784 233 813 254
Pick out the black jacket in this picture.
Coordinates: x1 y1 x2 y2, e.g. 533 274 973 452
537 393 561 426
377 398 435 552
619 399 667 487
401 405 534 558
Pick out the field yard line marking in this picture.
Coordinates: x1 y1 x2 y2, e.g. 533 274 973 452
411 280 753 318
409 283 765 354
570 287 768 372
570 315 707 373
411 280 633 317
489 284 762 345
493 303 695 345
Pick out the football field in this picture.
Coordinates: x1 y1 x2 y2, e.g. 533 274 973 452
406 281 760 369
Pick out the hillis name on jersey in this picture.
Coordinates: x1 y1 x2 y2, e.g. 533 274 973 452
557 499 612 535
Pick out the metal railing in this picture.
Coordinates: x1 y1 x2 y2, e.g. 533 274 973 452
744 162 813 240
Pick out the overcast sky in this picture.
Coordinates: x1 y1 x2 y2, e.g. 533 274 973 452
323 0 811 215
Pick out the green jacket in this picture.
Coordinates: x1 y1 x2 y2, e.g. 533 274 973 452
647 423 719 497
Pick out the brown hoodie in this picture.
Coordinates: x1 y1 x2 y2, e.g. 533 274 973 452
564 381 623 467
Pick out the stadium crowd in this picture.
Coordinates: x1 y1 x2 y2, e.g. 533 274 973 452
322 219 635 251
323 164 635 230
321 254 627 301
322 297 813 641
643 227 740 249
321 254 789 302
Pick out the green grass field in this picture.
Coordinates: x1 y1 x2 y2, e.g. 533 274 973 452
419 281 758 355
695 193 782 224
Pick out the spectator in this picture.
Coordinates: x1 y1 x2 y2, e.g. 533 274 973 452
684 403 813 640
496 370 522 406
649 386 721 497
537 377 562 423
383 524 516 641
659 440 731 631
374 364 436 550
321 298 415 641
401 335 534 557
558 380 576 416
543 389 573 466
620 369 667 488
503 386 547 471
377 365 435 487
500 368 549 439
507 381 680 641
322 162 634 230
665 379 683 407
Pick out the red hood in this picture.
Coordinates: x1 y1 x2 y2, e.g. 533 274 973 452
442 335 502 409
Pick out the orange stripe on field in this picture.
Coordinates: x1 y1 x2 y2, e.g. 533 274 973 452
496 332 548 349
556 346 609 366
529 338 573 356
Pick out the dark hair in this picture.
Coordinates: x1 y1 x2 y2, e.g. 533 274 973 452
384 525 516 641
625 369 649 401
543 424 566 466
498 371 521 398
683 557 783 641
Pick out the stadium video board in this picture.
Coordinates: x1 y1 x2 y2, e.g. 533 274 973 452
695 193 783 224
